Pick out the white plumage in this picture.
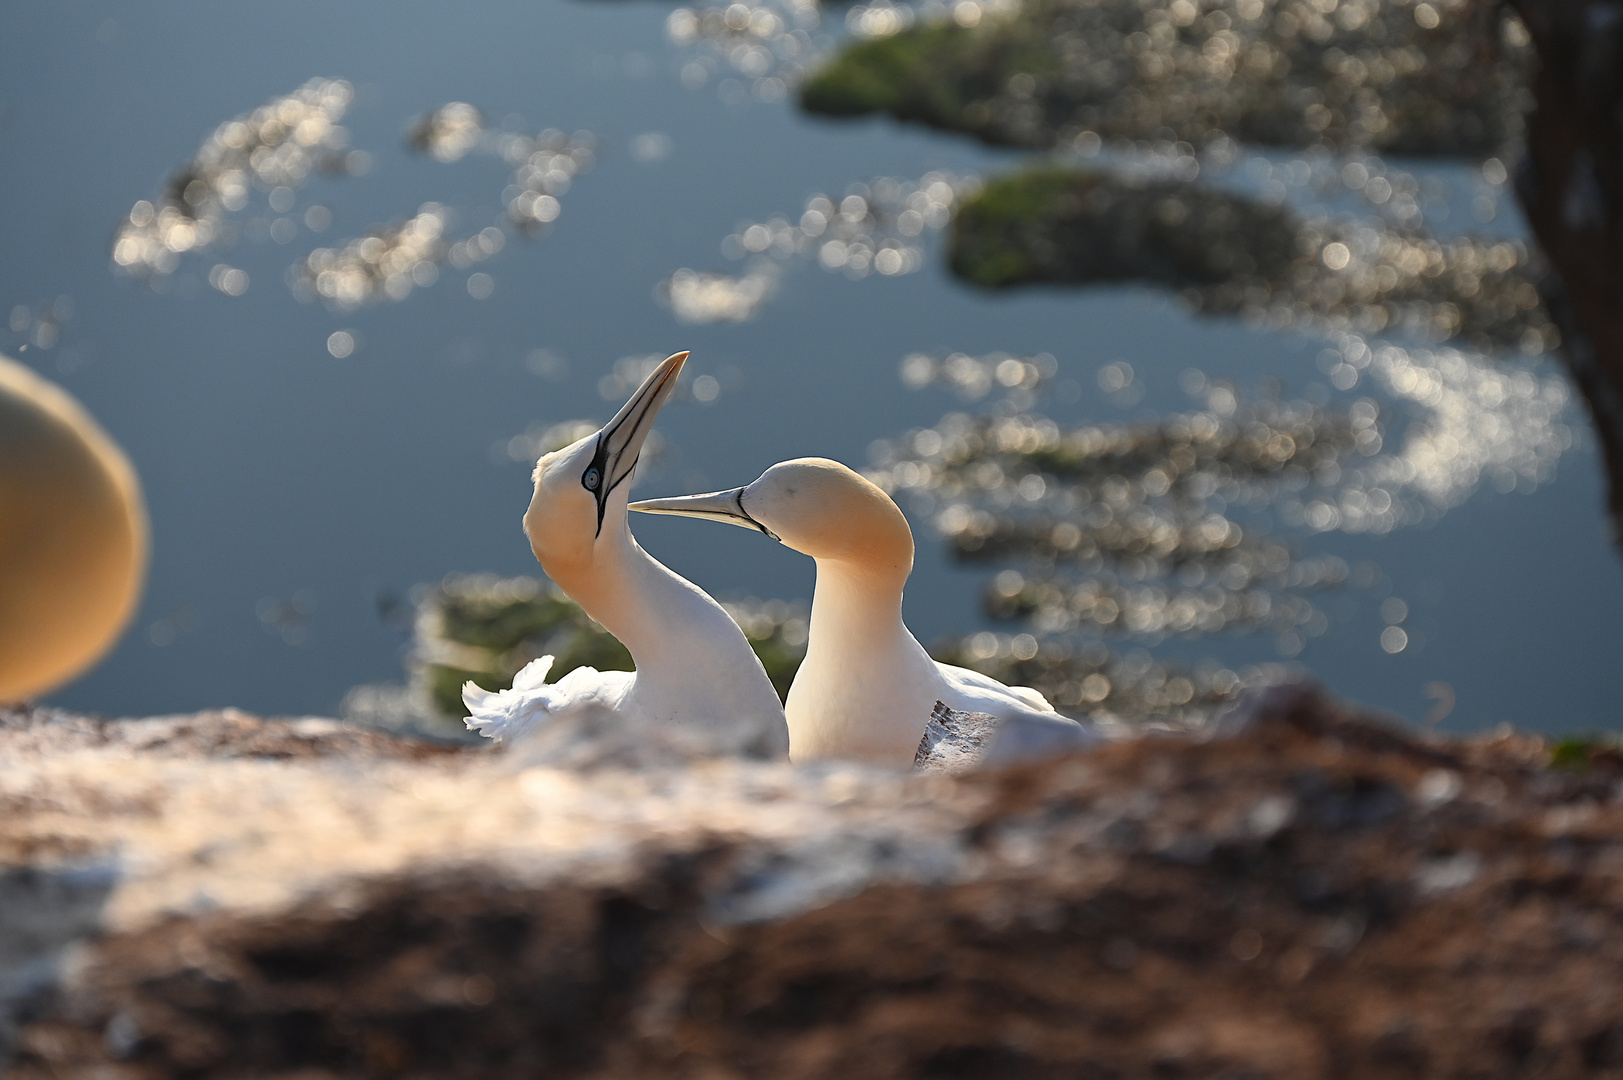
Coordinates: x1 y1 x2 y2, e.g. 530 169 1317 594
462 352 789 760
633 457 1099 766
463 656 632 743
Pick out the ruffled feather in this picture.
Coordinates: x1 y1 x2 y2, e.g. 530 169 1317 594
463 655 562 743
463 656 635 745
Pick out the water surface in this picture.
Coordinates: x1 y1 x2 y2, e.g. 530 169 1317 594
2 0 1619 734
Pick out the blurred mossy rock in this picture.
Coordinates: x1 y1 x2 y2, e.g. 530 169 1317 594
9 688 1623 1077
350 575 1258 743
413 574 635 721
950 167 1299 290
949 166 1552 350
801 0 1529 157
344 575 810 739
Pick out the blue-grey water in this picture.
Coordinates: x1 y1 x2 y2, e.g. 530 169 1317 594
3 0 1620 734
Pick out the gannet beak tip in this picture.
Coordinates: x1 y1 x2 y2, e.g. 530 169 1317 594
582 349 693 536
658 350 690 385
628 487 778 541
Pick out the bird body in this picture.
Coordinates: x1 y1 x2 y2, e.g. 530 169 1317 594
633 457 1094 765
463 352 788 760
0 354 147 702
785 545 1069 763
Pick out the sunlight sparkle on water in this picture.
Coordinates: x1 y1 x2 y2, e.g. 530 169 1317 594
869 326 1572 661
112 78 358 281
290 110 595 309
662 171 975 323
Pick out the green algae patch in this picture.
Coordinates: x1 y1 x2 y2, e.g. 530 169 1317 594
417 575 634 718
392 575 809 721
1549 736 1623 774
801 0 1529 157
436 586 583 653
949 164 1553 352
950 167 1298 290
945 167 1077 286
801 21 1056 147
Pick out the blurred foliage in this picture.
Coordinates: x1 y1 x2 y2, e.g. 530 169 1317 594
802 0 1528 157
1549 736 1592 771
1548 735 1623 773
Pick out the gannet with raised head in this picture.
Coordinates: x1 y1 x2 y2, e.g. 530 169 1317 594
632 457 1097 765
462 352 789 760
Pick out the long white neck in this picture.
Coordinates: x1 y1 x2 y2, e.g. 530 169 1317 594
543 516 788 755
788 556 944 763
557 526 703 670
807 561 915 659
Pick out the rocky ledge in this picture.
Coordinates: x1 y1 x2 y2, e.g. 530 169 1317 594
3 687 1622 1079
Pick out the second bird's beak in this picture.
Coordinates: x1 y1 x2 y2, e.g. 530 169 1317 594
583 350 687 535
631 487 779 541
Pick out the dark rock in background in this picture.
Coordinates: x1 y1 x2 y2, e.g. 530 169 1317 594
950 168 1300 289
948 166 1554 352
1507 0 1623 542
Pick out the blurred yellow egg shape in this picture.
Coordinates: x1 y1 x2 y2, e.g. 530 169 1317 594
0 353 148 702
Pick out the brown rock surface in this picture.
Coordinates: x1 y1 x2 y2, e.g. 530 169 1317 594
3 690 1623 1078
0 706 465 764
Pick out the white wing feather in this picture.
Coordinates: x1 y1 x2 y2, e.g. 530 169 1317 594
936 661 1058 716
463 655 634 744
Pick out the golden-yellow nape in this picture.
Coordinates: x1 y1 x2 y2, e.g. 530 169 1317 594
0 354 148 702
635 457 912 570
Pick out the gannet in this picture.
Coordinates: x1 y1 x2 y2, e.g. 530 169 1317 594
631 457 1097 765
462 352 789 760
0 353 148 702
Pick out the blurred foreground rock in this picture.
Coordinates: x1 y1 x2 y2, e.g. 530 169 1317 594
5 689 1623 1079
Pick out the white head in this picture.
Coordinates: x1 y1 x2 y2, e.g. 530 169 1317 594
631 457 914 578
524 351 687 578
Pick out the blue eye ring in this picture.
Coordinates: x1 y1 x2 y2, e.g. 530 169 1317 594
583 467 602 491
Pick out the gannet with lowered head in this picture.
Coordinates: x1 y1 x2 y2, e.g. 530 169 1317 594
461 352 789 760
632 457 1097 765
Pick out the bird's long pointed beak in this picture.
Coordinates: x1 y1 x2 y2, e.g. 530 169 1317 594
601 350 687 476
630 487 779 541
584 351 687 534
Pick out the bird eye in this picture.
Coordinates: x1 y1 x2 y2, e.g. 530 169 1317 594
583 467 601 491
